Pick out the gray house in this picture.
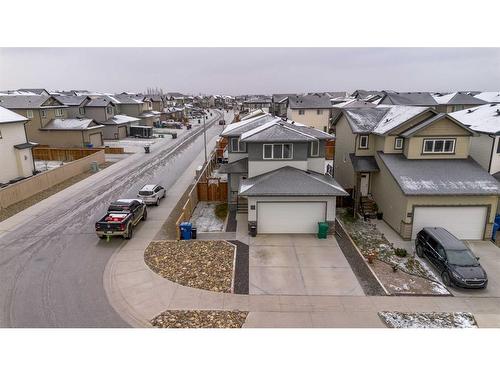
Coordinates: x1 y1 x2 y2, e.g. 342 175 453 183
219 113 347 234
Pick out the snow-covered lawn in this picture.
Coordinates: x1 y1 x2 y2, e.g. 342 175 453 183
190 202 225 232
35 160 65 172
379 311 477 328
338 208 450 295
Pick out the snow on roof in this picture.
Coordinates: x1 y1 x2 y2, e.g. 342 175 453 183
372 105 430 135
221 113 272 136
474 92 500 103
0 106 27 124
343 107 389 133
101 114 140 125
433 92 486 105
449 104 500 134
42 118 103 131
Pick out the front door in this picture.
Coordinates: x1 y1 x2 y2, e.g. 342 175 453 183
360 173 369 197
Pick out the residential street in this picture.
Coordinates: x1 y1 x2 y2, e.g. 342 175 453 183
0 110 229 327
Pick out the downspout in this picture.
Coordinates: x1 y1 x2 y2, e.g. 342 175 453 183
488 134 496 174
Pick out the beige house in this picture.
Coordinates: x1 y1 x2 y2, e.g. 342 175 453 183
287 94 332 132
334 105 500 240
0 95 104 148
110 94 160 126
0 106 35 185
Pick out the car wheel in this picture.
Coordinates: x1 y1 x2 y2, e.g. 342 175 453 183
98 235 105 239
142 208 148 221
442 271 452 287
155 198 160 206
416 244 424 258
125 225 133 239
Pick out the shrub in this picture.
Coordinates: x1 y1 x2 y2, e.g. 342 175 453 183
214 203 228 220
394 248 407 258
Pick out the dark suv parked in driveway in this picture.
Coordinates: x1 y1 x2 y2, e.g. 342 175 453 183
415 227 487 289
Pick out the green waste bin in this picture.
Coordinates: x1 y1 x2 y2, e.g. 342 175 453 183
317 222 329 239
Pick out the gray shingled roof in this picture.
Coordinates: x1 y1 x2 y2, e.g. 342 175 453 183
218 158 248 174
42 118 103 131
288 94 332 109
56 95 90 106
86 97 114 107
378 152 500 196
349 154 380 172
380 92 438 106
241 122 315 143
100 114 140 125
221 114 274 137
0 95 65 109
239 166 348 196
434 92 487 106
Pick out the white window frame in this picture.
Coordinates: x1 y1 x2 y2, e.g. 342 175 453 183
359 135 369 149
41 109 47 118
423 138 456 154
263 143 293 160
394 137 404 150
79 107 85 115
106 106 113 115
310 141 319 157
26 109 34 119
231 138 246 153
55 108 64 117
298 109 305 115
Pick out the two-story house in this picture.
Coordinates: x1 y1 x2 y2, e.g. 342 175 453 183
0 106 36 185
334 105 500 240
219 113 347 234
0 95 104 148
110 94 160 127
56 95 91 117
432 92 486 113
287 94 332 132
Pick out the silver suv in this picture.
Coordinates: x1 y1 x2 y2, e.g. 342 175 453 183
137 184 166 206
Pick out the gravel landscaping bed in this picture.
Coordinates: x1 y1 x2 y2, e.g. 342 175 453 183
151 310 248 328
379 311 477 328
229 240 249 294
337 209 449 295
0 161 113 223
144 240 235 292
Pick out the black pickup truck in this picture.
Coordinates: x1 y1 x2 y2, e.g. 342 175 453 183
95 199 147 239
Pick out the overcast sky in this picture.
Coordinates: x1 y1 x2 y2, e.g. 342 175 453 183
1 48 499 95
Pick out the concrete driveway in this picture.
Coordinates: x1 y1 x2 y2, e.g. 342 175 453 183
249 234 364 296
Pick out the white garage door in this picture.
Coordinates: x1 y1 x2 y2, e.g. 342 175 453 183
412 206 487 240
257 202 326 234
89 132 102 147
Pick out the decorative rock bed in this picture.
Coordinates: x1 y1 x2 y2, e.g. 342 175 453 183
144 240 235 293
151 310 248 328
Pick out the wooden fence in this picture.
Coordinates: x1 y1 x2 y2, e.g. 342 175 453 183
0 150 105 209
325 139 335 160
197 178 228 201
33 146 123 161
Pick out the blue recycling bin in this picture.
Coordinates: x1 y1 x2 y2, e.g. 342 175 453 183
179 222 193 240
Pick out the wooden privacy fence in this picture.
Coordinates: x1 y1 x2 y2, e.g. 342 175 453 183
325 139 335 160
33 146 124 161
197 178 228 202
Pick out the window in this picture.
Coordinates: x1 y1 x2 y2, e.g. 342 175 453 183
317 109 323 115
26 109 33 119
263 143 293 159
41 109 47 118
230 138 246 153
106 106 113 115
423 138 455 154
394 137 404 150
310 141 319 157
79 107 85 115
55 108 63 117
359 135 369 149
496 138 500 154
453 105 464 112
298 109 305 115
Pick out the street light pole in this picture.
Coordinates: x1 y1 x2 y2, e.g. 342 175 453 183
203 112 207 164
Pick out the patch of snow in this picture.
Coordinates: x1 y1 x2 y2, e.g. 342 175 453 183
190 202 224 232
35 160 65 171
400 176 499 193
0 106 27 123
379 311 477 328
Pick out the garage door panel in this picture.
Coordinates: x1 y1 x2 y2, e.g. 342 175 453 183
257 202 326 234
412 206 487 240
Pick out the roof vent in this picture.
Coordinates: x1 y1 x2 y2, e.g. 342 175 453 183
496 109 500 116
467 109 473 113
291 121 295 124
491 103 496 107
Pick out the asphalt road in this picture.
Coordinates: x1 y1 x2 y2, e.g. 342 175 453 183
0 110 228 327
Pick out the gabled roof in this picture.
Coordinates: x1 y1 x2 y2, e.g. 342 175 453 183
433 92 486 106
56 95 90 106
18 88 49 96
400 113 474 138
332 99 376 109
473 92 500 103
0 106 27 124
218 157 248 174
372 105 432 135
86 97 114 107
109 94 145 104
42 118 104 131
449 104 500 134
342 107 390 134
288 94 332 109
349 154 379 172
377 152 500 196
379 92 438 106
352 90 385 99
100 114 140 125
221 113 274 137
239 166 348 197
240 121 316 143
0 95 65 109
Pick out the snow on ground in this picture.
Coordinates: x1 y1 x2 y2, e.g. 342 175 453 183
35 160 65 172
190 202 224 232
378 311 477 328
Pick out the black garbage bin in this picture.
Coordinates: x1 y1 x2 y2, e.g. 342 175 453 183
144 145 150 154
191 227 197 239
249 225 257 237
172 133 177 139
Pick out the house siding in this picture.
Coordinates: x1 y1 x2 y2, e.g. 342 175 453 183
287 108 330 131
405 136 470 159
333 116 356 189
469 133 495 173
0 121 34 183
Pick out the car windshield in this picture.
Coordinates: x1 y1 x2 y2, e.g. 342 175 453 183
139 190 153 196
446 249 478 266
